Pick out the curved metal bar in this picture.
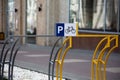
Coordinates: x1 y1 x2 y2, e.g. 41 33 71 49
56 37 71 80
59 37 72 80
1 47 11 80
56 37 70 62
8 37 19 80
55 37 71 80
92 35 118 80
60 46 72 80
97 36 116 60
11 46 21 80
102 36 118 80
48 37 62 80
95 42 110 80
96 40 111 80
51 47 62 80
97 36 118 80
103 45 118 80
91 36 109 80
0 37 10 62
0 37 11 75
92 36 109 60
56 37 72 80
56 47 63 80
105 36 118 63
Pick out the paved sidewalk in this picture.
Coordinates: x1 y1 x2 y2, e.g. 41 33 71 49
14 44 120 80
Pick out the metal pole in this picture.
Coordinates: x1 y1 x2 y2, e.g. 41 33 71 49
25 0 27 43
78 0 80 23
103 0 107 31
6 0 9 37
69 0 71 23
10 35 61 37
46 0 50 46
78 29 120 35
117 0 120 32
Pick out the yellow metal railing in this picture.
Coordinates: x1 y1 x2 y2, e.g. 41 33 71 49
91 36 110 80
54 23 119 80
91 35 118 80
55 37 72 80
55 34 118 80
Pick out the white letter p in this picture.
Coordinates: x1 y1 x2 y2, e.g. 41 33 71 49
58 26 63 34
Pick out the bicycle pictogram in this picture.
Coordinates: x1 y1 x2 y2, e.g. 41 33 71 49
65 26 76 34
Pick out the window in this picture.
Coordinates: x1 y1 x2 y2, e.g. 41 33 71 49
69 0 120 32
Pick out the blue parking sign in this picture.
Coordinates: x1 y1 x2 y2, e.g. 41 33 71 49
56 23 64 36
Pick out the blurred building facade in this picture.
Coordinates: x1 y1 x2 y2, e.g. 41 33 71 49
0 0 120 52
0 0 69 45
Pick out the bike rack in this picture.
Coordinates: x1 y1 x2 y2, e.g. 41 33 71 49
0 37 21 80
49 34 118 80
48 37 72 80
91 35 118 80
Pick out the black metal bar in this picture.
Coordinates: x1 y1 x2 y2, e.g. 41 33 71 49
11 46 21 80
9 32 120 38
0 37 20 80
1 47 11 80
0 37 10 62
8 37 19 80
51 41 69 80
0 37 10 75
52 47 62 80
10 35 62 38
49 38 68 80
48 37 62 80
